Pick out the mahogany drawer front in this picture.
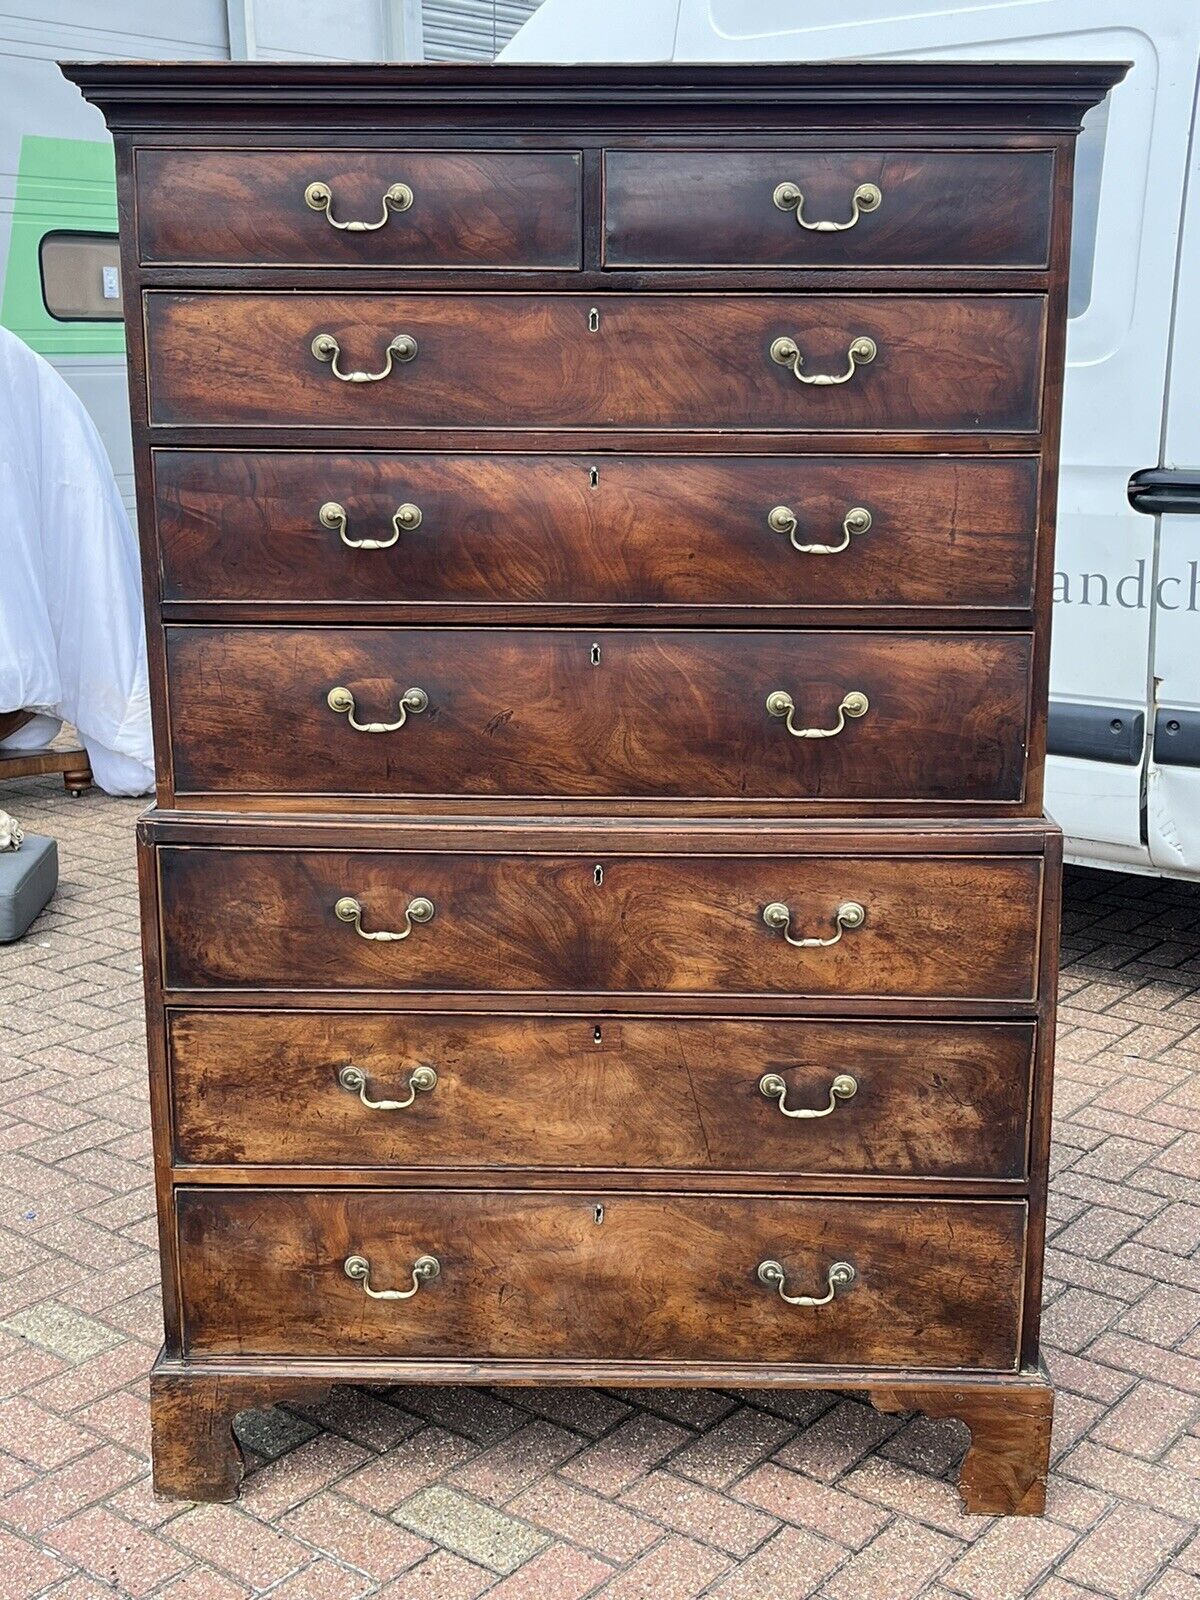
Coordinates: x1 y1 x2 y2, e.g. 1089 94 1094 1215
135 147 582 268
169 1012 1034 1179
143 292 1046 433
155 450 1040 614
604 148 1054 269
165 627 1033 805
157 847 1043 1000
176 1187 1026 1367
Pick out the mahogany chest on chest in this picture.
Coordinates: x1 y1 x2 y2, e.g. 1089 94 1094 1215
66 58 1124 1514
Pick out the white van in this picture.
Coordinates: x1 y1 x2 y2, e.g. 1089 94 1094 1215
504 0 1200 880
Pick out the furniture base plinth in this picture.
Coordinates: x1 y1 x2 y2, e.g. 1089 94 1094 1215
150 1355 1051 1513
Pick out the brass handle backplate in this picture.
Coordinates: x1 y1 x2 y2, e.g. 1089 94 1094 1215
344 1252 439 1300
770 335 876 386
759 1072 858 1119
763 900 865 949
327 685 428 733
311 332 418 382
773 180 881 232
758 1258 856 1306
320 501 423 550
767 504 872 555
305 180 413 231
766 689 869 739
335 894 435 941
338 1063 438 1111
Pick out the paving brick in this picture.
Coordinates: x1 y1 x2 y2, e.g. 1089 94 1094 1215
588 1532 731 1599
281 1489 432 1580
702 1525 840 1600
0 1394 98 1467
394 1485 548 1574
166 1502 312 1590
43 1505 190 1596
1058 1503 1190 1599
941 1519 1076 1600
733 1461 889 1549
1089 1380 1200 1458
257 1558 374 1599
339 1426 479 1513
239 1431 372 1518
665 1405 795 1490
484 1545 614 1600
821 1518 961 1599
446 1418 584 1504
621 1468 778 1556
0 1525 71 1597
0 1442 141 1534
772 1399 901 1482
373 1549 493 1599
1118 1284 1200 1346
559 1412 692 1495
508 1476 661 1562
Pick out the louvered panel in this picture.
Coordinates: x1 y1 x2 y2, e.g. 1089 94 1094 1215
421 0 542 61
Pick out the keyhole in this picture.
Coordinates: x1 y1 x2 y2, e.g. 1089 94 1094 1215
594 1204 604 1225
590 643 601 666
594 864 604 886
588 307 600 333
593 1025 602 1044
588 466 599 489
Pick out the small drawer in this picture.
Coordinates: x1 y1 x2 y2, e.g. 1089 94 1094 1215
603 148 1055 269
164 626 1034 806
156 846 1044 1001
143 292 1046 433
134 147 582 268
169 1011 1035 1179
176 1186 1026 1368
154 450 1040 616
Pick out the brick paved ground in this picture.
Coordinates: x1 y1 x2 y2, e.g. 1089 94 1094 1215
1 775 1198 1600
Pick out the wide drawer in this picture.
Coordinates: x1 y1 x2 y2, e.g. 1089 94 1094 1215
164 627 1033 805
154 450 1040 614
135 147 582 268
176 1187 1026 1367
169 1012 1034 1179
143 292 1046 433
603 148 1055 269
156 847 1044 1000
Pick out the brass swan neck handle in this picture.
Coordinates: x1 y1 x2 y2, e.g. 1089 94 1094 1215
772 180 881 232
305 180 413 231
767 504 872 555
770 334 876 386
327 685 428 733
338 1063 438 1111
311 332 418 383
758 1259 856 1306
759 1072 858 1119
344 1253 439 1300
763 900 865 949
766 689 869 740
320 501 423 550
335 895 435 941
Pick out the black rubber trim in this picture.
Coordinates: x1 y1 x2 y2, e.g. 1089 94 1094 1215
1128 468 1200 515
1153 708 1200 768
1047 700 1144 765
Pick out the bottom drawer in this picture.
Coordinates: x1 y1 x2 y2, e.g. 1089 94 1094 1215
177 1188 1025 1369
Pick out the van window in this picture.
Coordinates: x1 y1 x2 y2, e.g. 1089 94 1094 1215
1069 96 1109 319
39 232 123 321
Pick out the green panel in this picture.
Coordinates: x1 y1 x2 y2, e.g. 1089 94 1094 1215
1 134 125 356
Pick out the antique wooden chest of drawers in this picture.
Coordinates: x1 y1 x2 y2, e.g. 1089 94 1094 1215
67 59 1124 1515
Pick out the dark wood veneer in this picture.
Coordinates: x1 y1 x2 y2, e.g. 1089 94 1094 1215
143 291 1046 433
153 450 1040 616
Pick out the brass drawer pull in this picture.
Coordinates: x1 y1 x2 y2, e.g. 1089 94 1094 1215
304 179 413 231
327 685 428 733
766 688 869 739
767 504 872 555
758 1258 856 1306
344 1252 439 1300
311 332 418 383
338 1063 437 1110
770 334 876 386
335 894 435 941
759 1072 858 1118
772 180 881 232
763 899 865 948
320 500 422 550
